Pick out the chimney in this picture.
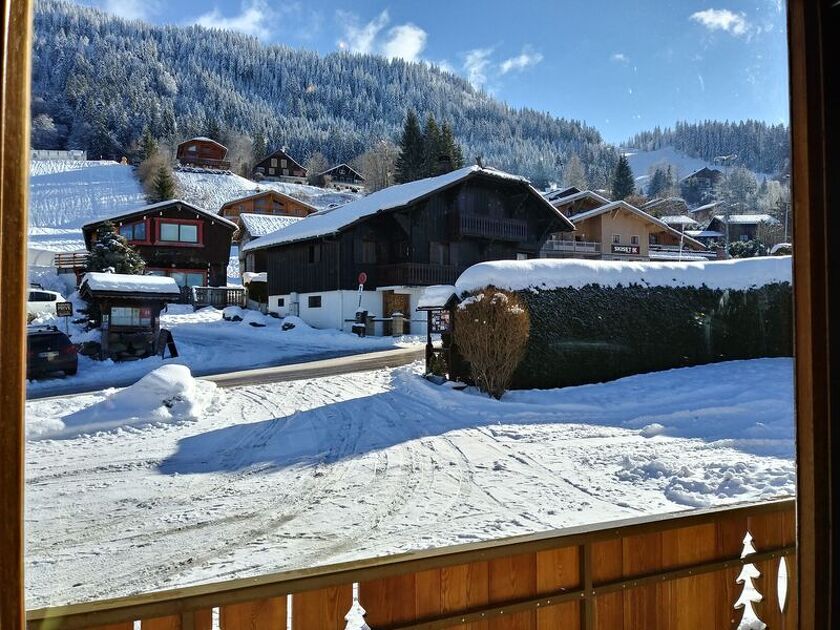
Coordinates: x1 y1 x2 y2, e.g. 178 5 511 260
475 155 484 168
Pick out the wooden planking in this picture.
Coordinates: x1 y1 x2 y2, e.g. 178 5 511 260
220 597 285 630
487 552 537 630
591 539 623 630
747 511 785 628
780 506 797 628
440 562 489 630
190 609 213 630
535 546 579 630
621 532 662 630
292 585 352 630
714 512 749 629
88 624 134 630
142 615 180 630
661 524 718 630
360 572 418 627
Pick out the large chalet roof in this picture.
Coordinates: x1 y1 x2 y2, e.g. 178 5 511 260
82 199 237 231
177 137 229 156
242 166 573 253
319 163 365 181
219 189 317 214
239 213 303 238
710 213 780 225
546 189 611 209
681 167 722 182
260 147 306 172
568 200 707 250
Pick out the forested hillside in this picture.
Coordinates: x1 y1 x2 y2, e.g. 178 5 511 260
624 121 789 176
31 0 617 187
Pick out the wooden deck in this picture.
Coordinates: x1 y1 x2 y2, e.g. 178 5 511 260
26 498 795 630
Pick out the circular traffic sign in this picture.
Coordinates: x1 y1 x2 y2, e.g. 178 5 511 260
358 272 368 284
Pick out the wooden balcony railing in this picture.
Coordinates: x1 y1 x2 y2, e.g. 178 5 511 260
458 214 529 242
542 239 602 255
26 498 795 630
54 252 89 271
377 263 461 286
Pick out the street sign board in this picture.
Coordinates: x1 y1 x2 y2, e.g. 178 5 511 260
55 302 73 317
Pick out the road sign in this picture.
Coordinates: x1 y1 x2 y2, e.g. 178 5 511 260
55 302 73 317
358 272 367 284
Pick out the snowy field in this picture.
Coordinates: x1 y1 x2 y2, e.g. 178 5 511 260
25 358 795 608
27 305 403 398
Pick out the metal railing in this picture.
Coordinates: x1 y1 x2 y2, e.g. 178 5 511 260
648 244 717 260
542 239 602 254
26 498 795 630
191 286 247 309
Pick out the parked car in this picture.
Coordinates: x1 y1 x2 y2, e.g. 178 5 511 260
27 326 77 378
27 288 63 317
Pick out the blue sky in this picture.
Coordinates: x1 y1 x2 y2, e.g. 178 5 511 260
74 0 790 143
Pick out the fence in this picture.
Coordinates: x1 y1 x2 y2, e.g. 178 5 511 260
192 286 247 309
26 498 795 630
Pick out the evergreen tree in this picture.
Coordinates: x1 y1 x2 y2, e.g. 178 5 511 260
610 154 635 200
440 122 464 170
141 128 158 161
562 153 588 190
395 110 425 183
252 132 267 164
149 164 176 203
206 117 222 141
422 114 444 176
86 222 146 274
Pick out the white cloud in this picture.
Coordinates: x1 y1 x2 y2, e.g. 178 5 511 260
690 8 750 36
499 46 543 74
463 48 493 87
337 10 390 54
610 52 629 63
382 24 427 62
698 74 706 92
194 1 274 40
101 0 160 20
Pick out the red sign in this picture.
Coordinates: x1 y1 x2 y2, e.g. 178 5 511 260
358 272 368 284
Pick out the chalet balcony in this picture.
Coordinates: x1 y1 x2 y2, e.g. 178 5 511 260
25 498 795 630
457 213 529 242
376 263 461 286
542 239 602 255
181 157 231 171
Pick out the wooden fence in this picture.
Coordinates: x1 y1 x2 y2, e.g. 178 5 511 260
26 498 795 630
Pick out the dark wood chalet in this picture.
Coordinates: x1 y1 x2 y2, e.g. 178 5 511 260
253 147 307 181
82 200 237 291
243 166 573 296
319 163 366 188
176 137 230 170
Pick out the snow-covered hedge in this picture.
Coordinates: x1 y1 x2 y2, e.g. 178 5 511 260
453 258 793 389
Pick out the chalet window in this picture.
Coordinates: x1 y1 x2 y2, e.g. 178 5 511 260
612 234 621 244
159 221 199 244
281 159 287 168
430 242 450 265
277 297 285 307
170 271 205 288
269 168 276 175
282 168 289 175
271 158 277 167
362 240 377 263
631 235 640 246
119 221 146 241
308 295 322 308
308 243 321 263
110 306 151 327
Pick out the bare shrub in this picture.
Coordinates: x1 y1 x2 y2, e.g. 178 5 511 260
453 287 531 398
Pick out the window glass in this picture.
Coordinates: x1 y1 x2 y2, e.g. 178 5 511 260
308 295 322 308
110 306 146 327
612 234 621 244
134 222 146 241
631 235 640 245
160 222 179 241
119 224 133 239
186 273 204 287
180 224 198 243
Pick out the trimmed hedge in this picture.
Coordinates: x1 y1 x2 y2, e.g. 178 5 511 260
503 282 792 389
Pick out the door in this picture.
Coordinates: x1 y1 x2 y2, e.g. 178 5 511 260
382 291 411 335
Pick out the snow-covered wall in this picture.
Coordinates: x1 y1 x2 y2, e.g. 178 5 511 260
455 256 792 295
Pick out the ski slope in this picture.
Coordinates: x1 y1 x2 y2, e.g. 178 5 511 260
25 358 795 607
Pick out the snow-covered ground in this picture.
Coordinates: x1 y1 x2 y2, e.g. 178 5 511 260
623 146 772 189
25 358 794 607
26 305 403 398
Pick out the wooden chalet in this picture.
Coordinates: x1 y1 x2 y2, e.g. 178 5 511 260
543 197 711 261
318 163 366 190
218 190 316 221
681 166 723 190
82 200 237 293
253 147 307 182
176 137 230 170
79 272 182 360
236 213 303 271
706 213 781 242
241 166 573 334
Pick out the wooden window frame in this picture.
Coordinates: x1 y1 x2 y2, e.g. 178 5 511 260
2 2 839 629
118 218 152 245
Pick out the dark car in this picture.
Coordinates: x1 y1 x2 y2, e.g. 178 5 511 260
27 326 77 379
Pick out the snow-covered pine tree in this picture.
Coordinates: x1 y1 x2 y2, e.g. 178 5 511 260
734 532 766 630
149 164 176 203
440 121 464 170
562 153 588 190
422 113 444 177
611 154 635 200
395 110 425 183
86 222 146 274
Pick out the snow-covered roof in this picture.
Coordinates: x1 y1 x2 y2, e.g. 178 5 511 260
239 213 304 238
567 201 707 250
686 230 724 238
241 271 267 284
319 163 365 181
691 201 722 213
542 186 580 201
243 166 571 252
714 214 780 225
179 137 227 151
547 189 611 208
681 167 722 182
417 285 458 310
661 215 699 226
219 189 317 213
81 199 237 230
455 256 792 295
81 272 181 296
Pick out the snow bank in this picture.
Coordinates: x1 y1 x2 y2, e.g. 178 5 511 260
456 256 791 294
26 365 215 440
82 272 181 295
417 284 457 310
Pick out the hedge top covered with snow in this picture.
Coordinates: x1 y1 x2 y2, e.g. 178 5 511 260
81 272 181 295
455 256 792 295
242 166 560 252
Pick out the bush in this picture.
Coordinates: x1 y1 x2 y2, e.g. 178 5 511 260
453 288 530 398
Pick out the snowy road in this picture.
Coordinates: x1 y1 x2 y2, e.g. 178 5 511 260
25 359 795 608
